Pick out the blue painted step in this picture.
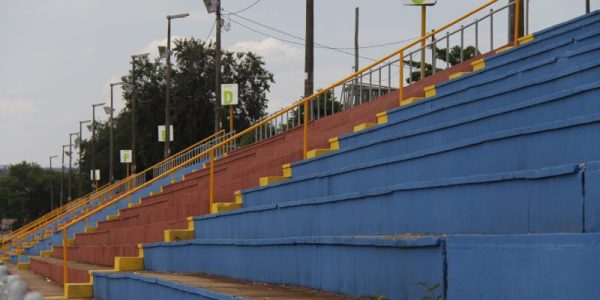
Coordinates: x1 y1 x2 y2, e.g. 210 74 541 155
436 18 600 96
341 49 600 152
93 273 234 300
295 79 600 179
243 113 600 207
143 236 444 299
197 163 587 240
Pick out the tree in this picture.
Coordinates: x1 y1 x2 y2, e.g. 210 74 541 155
404 45 481 83
77 38 274 187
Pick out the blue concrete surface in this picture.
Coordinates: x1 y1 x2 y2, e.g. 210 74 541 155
294 80 600 179
446 233 600 299
245 113 600 207
93 273 234 300
144 236 444 299
197 164 584 240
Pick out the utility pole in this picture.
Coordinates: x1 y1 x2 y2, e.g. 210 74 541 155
165 18 173 158
49 155 58 210
305 0 314 100
508 0 524 44
60 145 68 207
587 0 591 13
215 0 223 133
68 133 78 202
130 53 149 174
354 7 359 73
91 103 104 190
78 120 90 197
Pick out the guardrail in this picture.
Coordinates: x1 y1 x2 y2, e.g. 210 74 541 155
57 0 529 290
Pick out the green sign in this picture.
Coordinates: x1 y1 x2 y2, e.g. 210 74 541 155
221 84 239 106
403 0 437 5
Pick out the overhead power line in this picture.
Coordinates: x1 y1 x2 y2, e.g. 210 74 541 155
224 0 262 15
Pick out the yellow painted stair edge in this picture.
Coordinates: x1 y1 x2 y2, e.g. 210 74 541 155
518 34 534 44
164 217 195 242
471 59 486 71
282 164 292 178
211 202 242 214
17 262 29 270
259 176 288 187
449 72 470 80
64 282 93 298
114 244 144 272
400 97 424 106
40 249 52 257
424 85 436 98
306 148 333 159
376 112 388 125
353 123 376 132
234 190 243 204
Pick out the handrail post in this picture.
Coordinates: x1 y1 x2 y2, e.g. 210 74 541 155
399 51 405 104
62 228 68 288
514 0 521 46
209 149 215 212
303 101 309 159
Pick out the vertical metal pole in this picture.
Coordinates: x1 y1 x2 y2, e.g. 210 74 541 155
303 101 309 158
587 0 590 14
490 9 494 50
420 5 427 80
60 146 65 207
92 107 96 190
165 19 172 158
62 228 68 288
475 19 479 55
209 149 215 211
354 7 359 73
68 135 73 202
215 0 223 133
109 85 114 183
78 122 83 197
305 0 314 99
514 0 521 46
229 105 234 132
50 156 55 210
446 32 450 68
399 51 405 104
131 59 137 174
460 26 465 62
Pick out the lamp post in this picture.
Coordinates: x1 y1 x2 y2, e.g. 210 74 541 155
91 102 105 190
203 1 222 132
161 13 189 158
60 144 70 207
68 133 78 202
49 155 58 210
107 82 123 183
78 120 91 197
129 53 149 174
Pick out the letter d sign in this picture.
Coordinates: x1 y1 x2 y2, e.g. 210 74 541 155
221 84 239 106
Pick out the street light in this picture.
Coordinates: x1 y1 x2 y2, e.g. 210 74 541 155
60 144 71 207
107 82 123 183
161 13 189 158
91 102 105 190
49 155 58 210
78 120 91 197
68 132 79 202
129 53 150 174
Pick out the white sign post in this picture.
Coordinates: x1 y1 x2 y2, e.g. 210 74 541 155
120 150 132 163
221 84 238 132
158 125 174 142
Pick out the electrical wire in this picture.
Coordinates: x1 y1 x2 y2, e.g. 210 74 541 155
224 0 262 15
205 20 216 40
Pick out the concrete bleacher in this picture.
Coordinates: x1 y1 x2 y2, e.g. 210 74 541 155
6 7 600 300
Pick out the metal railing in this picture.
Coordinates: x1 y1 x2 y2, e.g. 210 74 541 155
53 0 531 292
1 130 230 253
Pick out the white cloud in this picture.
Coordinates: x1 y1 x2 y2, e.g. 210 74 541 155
229 38 302 64
140 35 187 58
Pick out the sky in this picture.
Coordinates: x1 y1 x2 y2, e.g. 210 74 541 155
0 0 597 167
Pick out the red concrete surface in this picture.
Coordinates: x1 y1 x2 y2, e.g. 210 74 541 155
30 257 90 284
46 55 488 270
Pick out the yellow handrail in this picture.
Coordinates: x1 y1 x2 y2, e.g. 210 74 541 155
4 130 228 250
58 0 521 290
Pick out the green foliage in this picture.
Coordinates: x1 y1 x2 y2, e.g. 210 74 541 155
0 162 67 228
404 45 481 83
78 38 274 187
419 281 443 300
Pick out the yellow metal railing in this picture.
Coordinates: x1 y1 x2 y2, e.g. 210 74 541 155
2 130 227 254
56 0 525 290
